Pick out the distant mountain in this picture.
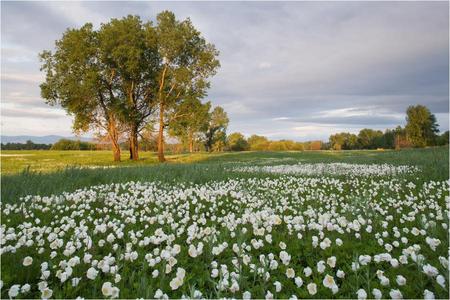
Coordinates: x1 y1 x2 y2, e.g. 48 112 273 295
1 135 93 144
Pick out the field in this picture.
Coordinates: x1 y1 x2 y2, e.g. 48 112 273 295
1 148 449 299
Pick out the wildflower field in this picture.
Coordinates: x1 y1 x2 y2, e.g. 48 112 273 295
1 148 449 299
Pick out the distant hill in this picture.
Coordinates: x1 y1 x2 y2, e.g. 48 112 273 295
1 135 93 144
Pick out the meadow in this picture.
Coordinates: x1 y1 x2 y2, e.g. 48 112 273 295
1 147 449 299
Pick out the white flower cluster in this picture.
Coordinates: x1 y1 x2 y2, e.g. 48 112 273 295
0 170 447 298
233 162 420 177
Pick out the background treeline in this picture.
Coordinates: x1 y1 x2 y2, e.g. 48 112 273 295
329 105 448 150
1 140 51 150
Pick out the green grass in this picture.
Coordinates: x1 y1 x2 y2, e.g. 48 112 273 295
0 150 222 175
1 147 448 299
1 147 448 203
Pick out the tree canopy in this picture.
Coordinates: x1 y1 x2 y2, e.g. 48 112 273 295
405 105 439 147
40 11 220 161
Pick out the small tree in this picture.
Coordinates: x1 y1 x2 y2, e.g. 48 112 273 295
405 105 439 147
204 106 229 152
248 135 269 151
154 11 220 161
227 132 249 151
168 98 211 152
358 129 383 149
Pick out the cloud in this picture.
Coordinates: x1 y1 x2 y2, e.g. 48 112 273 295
1 1 448 139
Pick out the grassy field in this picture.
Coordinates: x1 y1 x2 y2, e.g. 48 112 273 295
0 147 449 299
1 147 449 299
1 147 448 203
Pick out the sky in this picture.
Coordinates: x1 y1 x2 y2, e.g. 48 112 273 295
1 1 449 141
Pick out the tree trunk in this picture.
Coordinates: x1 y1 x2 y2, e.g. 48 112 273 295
157 102 166 162
107 116 121 162
129 126 139 160
188 130 194 153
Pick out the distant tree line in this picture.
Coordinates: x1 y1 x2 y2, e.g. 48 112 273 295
1 140 51 150
329 105 448 150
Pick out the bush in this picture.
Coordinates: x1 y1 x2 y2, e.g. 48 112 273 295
50 139 96 150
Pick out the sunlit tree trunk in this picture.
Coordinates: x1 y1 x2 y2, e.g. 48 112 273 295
157 102 166 162
129 125 139 160
107 116 121 162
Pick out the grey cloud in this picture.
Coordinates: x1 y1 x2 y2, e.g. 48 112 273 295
1 1 448 139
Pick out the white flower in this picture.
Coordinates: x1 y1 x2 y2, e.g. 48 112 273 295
41 288 53 299
336 238 343 246
23 256 33 266
102 282 113 297
323 274 337 291
169 277 182 290
423 289 435 299
436 275 445 288
279 251 291 265
304 267 312 277
86 267 98 280
356 289 367 300
243 291 251 300
111 287 119 299
389 289 403 299
286 268 295 278
422 264 439 277
317 260 326 273
274 281 282 292
154 289 163 299
21 284 31 293
8 284 20 298
294 277 303 287
307 283 317 295
279 241 286 250
396 275 406 286
336 269 345 278
211 268 219 278
372 288 382 299
72 277 81 287
265 290 274 300
230 280 240 293
327 256 336 268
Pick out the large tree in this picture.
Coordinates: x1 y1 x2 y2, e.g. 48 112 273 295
154 11 220 162
405 105 439 147
40 24 124 161
168 98 211 152
97 15 159 160
40 16 160 161
204 106 229 152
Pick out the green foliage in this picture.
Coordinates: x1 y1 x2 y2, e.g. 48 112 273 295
154 11 220 160
405 105 439 147
247 135 270 151
329 132 358 150
357 129 383 149
227 132 249 151
204 106 229 151
40 11 222 161
168 98 211 151
50 139 96 150
436 131 449 146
